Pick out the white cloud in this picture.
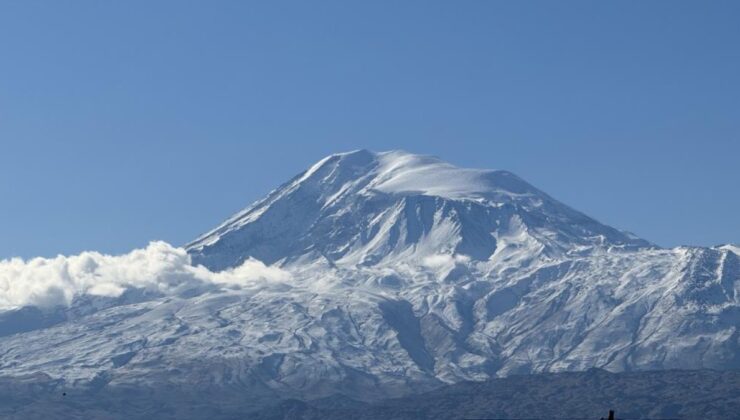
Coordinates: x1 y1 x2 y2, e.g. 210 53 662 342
422 253 470 270
0 241 290 310
421 253 470 280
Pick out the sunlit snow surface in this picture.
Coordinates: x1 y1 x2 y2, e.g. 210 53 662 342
1 150 737 402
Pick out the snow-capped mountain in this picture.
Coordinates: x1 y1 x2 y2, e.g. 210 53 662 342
187 150 650 270
0 150 737 404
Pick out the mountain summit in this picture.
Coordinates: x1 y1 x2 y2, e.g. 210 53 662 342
1 150 737 408
187 150 649 270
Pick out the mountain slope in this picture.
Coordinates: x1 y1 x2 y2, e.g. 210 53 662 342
0 150 737 406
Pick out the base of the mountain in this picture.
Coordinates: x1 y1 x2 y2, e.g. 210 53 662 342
1 369 738 419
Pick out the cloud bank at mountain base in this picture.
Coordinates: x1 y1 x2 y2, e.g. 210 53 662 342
0 241 290 310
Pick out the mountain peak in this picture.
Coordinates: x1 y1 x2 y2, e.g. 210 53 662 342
186 151 650 270
296 149 533 203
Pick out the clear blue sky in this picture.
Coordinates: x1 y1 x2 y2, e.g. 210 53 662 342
0 1 738 258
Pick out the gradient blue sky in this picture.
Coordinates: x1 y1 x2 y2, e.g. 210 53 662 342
0 1 738 258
